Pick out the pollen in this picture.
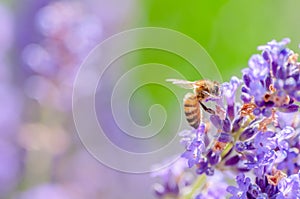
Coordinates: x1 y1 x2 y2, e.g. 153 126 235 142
240 103 256 117
288 53 299 64
266 170 287 186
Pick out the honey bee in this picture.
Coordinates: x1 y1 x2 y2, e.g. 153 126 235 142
166 79 221 129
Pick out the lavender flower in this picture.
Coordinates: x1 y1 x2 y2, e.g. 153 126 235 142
226 173 251 199
222 76 242 119
154 38 300 199
227 172 287 199
277 172 300 198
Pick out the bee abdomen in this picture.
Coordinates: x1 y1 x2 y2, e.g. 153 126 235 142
183 93 201 129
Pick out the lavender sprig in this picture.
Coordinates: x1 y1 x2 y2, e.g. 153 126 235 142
152 38 300 199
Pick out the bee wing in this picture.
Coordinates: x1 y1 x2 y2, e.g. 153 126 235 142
183 93 201 129
166 79 195 89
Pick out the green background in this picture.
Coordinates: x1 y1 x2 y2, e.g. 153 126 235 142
132 0 300 118
140 0 300 80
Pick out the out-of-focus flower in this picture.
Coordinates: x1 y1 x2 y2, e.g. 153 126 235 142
0 4 14 54
18 123 70 155
13 0 138 198
0 4 24 198
195 171 228 199
21 1 102 111
17 184 72 199
151 157 194 198
0 139 23 197
53 150 114 199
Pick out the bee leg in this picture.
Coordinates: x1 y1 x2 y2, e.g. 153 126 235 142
200 102 215 115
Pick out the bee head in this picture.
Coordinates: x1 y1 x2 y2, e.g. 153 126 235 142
212 81 221 97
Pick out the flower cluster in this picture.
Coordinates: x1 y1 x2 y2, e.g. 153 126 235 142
153 39 300 199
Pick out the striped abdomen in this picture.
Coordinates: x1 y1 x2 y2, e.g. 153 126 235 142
183 93 201 129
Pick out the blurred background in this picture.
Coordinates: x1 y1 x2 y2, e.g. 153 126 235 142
1 0 300 198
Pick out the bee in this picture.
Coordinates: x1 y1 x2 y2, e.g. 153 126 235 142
166 79 221 129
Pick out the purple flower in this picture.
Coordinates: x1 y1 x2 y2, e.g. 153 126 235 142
241 38 300 108
278 172 300 198
254 131 276 153
227 173 250 199
154 38 300 199
239 127 257 141
257 38 291 70
180 124 206 168
222 76 242 119
244 54 270 81
277 150 299 176
227 173 283 199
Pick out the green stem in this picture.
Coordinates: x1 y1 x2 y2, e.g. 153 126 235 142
221 142 233 158
182 174 207 199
